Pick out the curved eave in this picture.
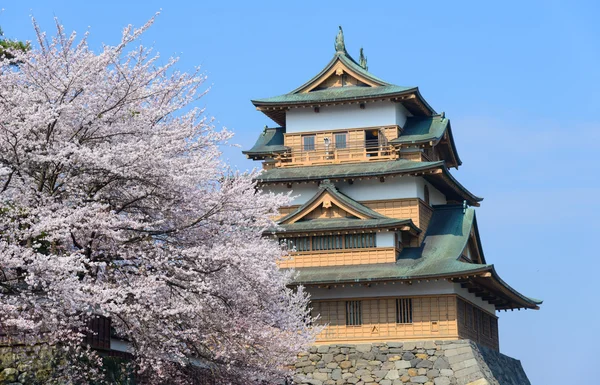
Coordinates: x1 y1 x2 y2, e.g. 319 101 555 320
256 160 445 184
268 218 420 235
471 214 487 265
252 88 436 127
426 167 483 207
474 266 542 310
445 121 462 167
242 148 289 159
290 264 493 286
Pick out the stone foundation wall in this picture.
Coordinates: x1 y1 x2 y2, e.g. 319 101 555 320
293 340 530 385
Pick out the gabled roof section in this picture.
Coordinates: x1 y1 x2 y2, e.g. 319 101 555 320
278 180 386 224
390 114 462 168
290 50 391 94
242 126 288 158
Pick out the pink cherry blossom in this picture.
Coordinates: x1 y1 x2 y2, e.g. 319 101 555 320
0 15 317 384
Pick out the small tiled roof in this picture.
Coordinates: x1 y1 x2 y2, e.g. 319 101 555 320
257 160 443 183
252 84 416 105
242 127 288 157
392 115 449 144
390 114 462 167
274 217 417 234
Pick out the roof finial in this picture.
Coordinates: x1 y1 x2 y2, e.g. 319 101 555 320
359 47 368 70
334 26 346 53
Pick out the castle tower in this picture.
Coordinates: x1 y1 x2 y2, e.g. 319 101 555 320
245 28 541 355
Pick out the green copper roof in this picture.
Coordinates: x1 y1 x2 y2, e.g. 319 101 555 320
278 180 386 223
257 160 443 183
290 205 487 283
288 205 541 309
392 115 449 144
242 127 288 157
274 217 417 234
390 114 462 167
252 84 415 105
256 160 482 206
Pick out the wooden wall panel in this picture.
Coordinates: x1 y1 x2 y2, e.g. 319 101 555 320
311 295 458 343
279 247 397 268
456 297 499 351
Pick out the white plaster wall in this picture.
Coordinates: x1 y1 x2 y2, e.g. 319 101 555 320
308 280 455 300
264 183 319 206
286 100 407 133
454 284 496 314
337 177 419 201
415 179 447 205
376 232 395 247
263 177 445 206
395 103 410 128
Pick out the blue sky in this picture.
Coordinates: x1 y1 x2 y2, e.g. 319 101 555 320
2 1 598 383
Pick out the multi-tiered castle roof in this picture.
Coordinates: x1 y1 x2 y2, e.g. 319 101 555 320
245 27 540 348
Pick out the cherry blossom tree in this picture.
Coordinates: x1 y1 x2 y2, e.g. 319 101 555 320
0 16 316 384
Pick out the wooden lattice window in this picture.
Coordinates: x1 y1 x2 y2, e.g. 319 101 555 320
312 235 343 251
302 135 315 151
344 233 376 249
396 298 413 324
334 132 347 149
282 237 310 252
345 301 362 326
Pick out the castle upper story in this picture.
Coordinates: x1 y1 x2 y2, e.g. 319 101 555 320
245 27 460 169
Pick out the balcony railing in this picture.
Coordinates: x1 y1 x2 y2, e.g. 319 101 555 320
275 139 398 167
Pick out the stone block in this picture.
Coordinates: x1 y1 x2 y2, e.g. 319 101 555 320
433 357 449 370
416 360 433 369
402 342 416 351
454 364 480 378
466 379 490 385
313 372 328 381
331 369 342 380
385 369 400 380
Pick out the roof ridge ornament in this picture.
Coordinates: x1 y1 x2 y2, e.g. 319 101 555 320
359 47 368 71
334 26 346 54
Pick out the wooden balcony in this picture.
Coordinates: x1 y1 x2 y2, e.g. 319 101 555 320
275 139 398 167
278 247 398 268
